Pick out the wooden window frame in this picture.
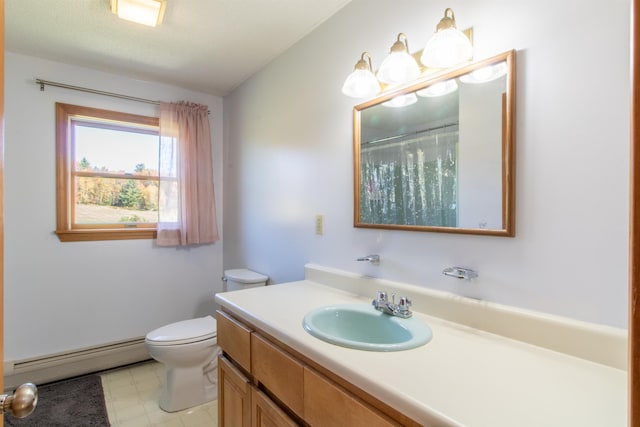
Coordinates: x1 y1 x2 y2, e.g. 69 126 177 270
55 102 159 242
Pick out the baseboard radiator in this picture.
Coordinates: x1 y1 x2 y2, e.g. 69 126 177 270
4 337 151 391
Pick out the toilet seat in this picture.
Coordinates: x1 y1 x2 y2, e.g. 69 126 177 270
146 316 217 346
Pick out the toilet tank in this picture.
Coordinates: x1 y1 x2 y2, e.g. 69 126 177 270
224 269 268 292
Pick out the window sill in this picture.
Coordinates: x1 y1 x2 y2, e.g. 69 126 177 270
55 229 157 242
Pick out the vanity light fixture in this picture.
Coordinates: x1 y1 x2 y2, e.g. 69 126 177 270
416 79 458 97
110 0 166 27
342 52 381 98
459 61 508 83
341 9 473 100
420 8 473 69
376 33 421 85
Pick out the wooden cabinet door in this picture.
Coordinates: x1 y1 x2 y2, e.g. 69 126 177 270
252 387 299 427
219 355 252 427
303 367 401 427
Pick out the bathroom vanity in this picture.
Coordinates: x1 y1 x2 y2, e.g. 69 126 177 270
216 309 406 426
215 264 627 426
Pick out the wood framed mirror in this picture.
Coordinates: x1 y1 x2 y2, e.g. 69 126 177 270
353 49 516 236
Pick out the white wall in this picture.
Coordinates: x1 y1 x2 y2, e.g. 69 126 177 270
223 0 630 328
4 53 224 361
458 76 504 230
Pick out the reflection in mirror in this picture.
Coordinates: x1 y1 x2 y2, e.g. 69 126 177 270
354 50 515 236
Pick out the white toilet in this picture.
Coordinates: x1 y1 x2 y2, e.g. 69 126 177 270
223 268 269 291
145 268 268 413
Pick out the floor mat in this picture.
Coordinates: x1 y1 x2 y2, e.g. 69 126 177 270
5 374 110 426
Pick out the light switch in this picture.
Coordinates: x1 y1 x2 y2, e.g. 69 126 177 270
315 214 324 235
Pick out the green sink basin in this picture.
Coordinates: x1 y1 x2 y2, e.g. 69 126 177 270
302 304 432 351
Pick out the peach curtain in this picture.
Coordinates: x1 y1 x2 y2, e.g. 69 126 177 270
157 101 219 246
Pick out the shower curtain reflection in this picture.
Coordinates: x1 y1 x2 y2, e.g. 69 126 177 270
359 126 458 226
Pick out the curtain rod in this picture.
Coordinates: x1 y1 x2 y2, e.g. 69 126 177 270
36 79 160 105
362 121 459 146
36 79 211 115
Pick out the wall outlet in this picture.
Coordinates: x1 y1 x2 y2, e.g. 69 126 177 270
315 214 324 235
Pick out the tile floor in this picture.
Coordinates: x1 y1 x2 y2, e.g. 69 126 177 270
100 361 218 426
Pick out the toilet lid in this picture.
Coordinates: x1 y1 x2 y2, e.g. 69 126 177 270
146 316 217 346
224 269 268 284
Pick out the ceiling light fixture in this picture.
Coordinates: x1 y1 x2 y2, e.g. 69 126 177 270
342 52 381 98
377 33 421 85
110 0 166 27
421 8 473 69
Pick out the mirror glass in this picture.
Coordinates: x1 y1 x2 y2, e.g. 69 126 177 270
353 50 515 236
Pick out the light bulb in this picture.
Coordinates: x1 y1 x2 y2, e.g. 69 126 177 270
420 8 472 69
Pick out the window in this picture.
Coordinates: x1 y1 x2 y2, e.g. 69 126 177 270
56 103 160 242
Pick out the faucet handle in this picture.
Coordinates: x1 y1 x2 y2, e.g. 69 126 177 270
396 296 412 318
398 297 411 313
398 296 411 309
372 290 387 310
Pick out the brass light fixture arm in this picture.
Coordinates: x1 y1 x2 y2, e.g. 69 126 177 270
436 8 458 31
354 52 374 72
390 33 411 54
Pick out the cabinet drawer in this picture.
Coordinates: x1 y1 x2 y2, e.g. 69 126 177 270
251 333 304 417
216 310 252 372
304 367 400 427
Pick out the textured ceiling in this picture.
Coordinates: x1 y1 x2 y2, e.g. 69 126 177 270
6 0 352 96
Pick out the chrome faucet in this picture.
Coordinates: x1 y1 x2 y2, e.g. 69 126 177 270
356 254 380 265
442 266 478 280
372 290 412 318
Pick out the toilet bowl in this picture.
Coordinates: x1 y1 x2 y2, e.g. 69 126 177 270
145 315 220 412
144 269 268 412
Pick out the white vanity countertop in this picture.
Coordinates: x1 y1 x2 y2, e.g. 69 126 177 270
215 280 627 427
